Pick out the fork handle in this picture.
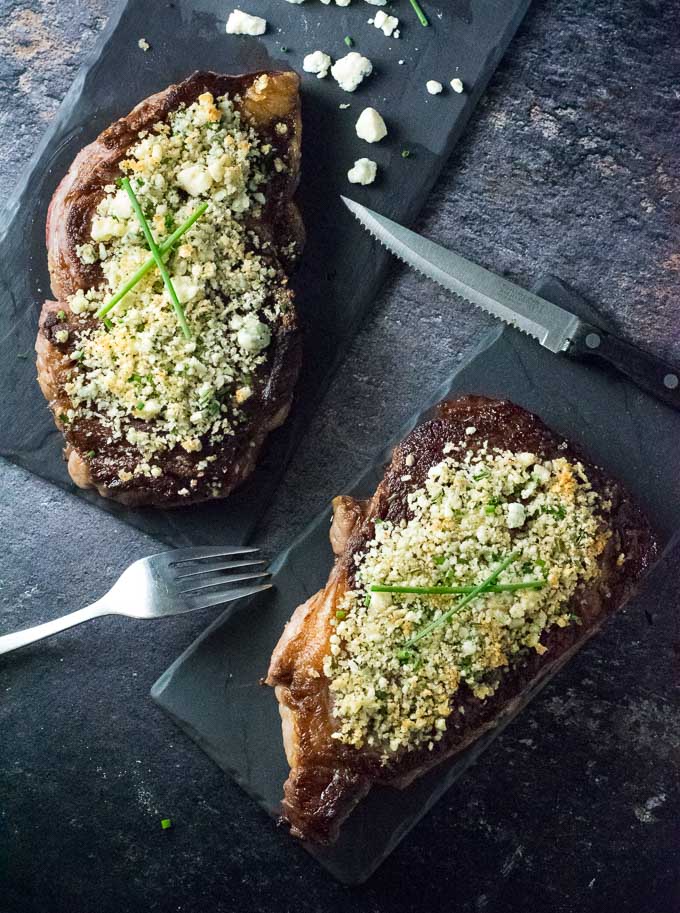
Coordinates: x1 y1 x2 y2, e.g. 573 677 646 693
0 600 111 656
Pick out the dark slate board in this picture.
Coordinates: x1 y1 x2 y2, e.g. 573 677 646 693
151 277 680 884
0 0 530 547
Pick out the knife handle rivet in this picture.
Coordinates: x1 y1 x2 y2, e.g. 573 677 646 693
663 373 679 390
585 332 601 350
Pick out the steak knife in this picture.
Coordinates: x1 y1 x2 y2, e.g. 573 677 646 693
342 197 680 411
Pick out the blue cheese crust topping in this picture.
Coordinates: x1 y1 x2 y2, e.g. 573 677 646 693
324 444 612 758
64 90 289 472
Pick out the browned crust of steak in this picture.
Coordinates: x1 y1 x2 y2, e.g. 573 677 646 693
266 395 658 844
37 70 303 507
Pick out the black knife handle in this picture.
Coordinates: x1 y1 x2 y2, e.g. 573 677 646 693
568 322 680 410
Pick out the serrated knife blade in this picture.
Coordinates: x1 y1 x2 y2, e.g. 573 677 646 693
342 196 680 412
341 196 581 353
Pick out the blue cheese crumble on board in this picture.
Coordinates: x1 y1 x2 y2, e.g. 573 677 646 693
324 445 611 757
65 89 288 470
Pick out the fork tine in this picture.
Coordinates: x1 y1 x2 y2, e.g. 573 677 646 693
178 571 270 595
173 559 266 580
167 546 259 566
189 582 272 610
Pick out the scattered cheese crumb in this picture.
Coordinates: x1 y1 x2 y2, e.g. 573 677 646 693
372 10 399 36
426 80 444 95
331 52 373 92
303 50 332 79
226 9 266 35
347 158 377 185
137 38 150 52
450 77 464 94
355 107 387 143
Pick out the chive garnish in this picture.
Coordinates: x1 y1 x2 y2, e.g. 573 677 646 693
403 553 518 648
336 610 347 620
160 818 172 830
86 450 95 458
117 178 193 338
372 580 545 596
409 0 429 27
57 310 66 321
401 149 412 158
344 36 354 47
103 318 113 330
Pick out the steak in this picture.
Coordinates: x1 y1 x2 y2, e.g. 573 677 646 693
36 70 303 507
266 396 657 844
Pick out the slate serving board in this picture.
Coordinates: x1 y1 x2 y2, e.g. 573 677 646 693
0 0 531 547
151 277 680 884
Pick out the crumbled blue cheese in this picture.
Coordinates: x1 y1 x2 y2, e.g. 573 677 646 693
324 447 610 757
226 9 266 35
355 107 387 143
426 80 444 95
331 52 373 92
303 50 332 79
137 38 150 52
450 77 464 94
370 10 399 36
347 158 377 185
65 90 285 463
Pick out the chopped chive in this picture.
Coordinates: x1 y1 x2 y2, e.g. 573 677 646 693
401 149 412 158
136 400 145 410
335 610 347 620
344 36 354 47
372 580 545 596
403 553 519 648
103 318 113 330
280 45 289 53
86 450 95 458
56 310 66 321
119 178 191 338
97 194 207 323
409 0 429 27
160 818 172 830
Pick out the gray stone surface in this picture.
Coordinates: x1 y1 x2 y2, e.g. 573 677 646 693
1 1 679 912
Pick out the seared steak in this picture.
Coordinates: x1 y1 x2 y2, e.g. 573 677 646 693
37 70 303 507
266 396 657 844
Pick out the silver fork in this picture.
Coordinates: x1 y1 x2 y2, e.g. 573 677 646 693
0 546 271 656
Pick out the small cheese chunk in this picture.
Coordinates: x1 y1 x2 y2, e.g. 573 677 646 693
331 52 373 92
167 276 200 305
303 50 332 79
347 158 377 186
226 9 266 35
91 216 125 242
176 163 213 196
355 107 387 143
450 77 465 94
426 80 444 95
236 315 271 353
372 10 399 36
506 502 527 529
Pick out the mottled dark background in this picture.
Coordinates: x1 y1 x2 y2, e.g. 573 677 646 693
1 1 679 912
